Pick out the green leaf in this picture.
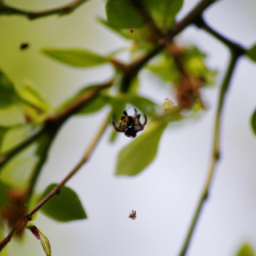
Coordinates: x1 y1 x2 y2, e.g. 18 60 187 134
109 94 158 117
129 96 157 117
251 109 256 136
0 153 38 189
106 0 144 29
98 18 155 52
147 54 179 83
0 180 11 208
246 44 256 63
143 0 183 30
28 225 51 256
40 183 87 222
184 46 217 86
0 69 18 108
42 48 108 68
0 126 9 153
106 0 183 30
108 100 126 143
1 125 32 153
18 84 50 112
58 85 108 115
109 128 119 143
77 96 108 115
0 104 24 126
236 243 255 256
0 222 7 256
115 120 167 176
97 18 131 39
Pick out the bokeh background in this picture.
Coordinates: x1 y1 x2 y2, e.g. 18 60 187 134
1 0 256 255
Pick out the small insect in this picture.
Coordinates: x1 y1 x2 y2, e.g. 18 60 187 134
112 108 147 138
129 210 136 220
20 43 29 50
130 29 134 33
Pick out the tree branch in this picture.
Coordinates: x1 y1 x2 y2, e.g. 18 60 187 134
0 0 88 19
178 49 242 256
0 112 111 251
194 16 246 55
0 80 113 172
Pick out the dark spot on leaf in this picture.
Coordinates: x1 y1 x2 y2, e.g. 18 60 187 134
20 43 29 50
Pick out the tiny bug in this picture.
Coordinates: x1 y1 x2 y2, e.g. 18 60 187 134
129 210 136 220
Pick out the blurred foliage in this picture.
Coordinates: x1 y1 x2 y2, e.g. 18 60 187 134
0 0 252 255
106 0 183 31
116 120 167 176
251 109 256 136
236 243 255 256
42 48 109 68
246 44 256 63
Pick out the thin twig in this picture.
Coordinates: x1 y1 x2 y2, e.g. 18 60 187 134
121 0 217 92
178 49 242 256
194 16 246 55
0 0 88 19
0 112 111 251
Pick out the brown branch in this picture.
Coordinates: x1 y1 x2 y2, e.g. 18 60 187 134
121 0 217 92
0 0 88 19
0 112 111 251
194 16 246 55
0 79 113 172
52 80 113 123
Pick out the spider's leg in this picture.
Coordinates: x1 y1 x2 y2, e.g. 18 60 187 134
134 108 138 117
123 110 128 116
136 114 142 125
112 121 122 132
143 114 147 126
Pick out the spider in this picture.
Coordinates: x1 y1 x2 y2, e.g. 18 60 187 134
112 108 147 138
129 210 136 220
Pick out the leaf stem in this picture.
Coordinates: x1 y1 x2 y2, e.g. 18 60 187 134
0 112 111 251
0 0 88 19
178 49 241 256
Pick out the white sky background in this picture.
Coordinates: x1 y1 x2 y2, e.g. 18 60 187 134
1 0 256 255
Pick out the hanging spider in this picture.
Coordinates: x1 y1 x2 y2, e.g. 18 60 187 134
112 108 147 138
